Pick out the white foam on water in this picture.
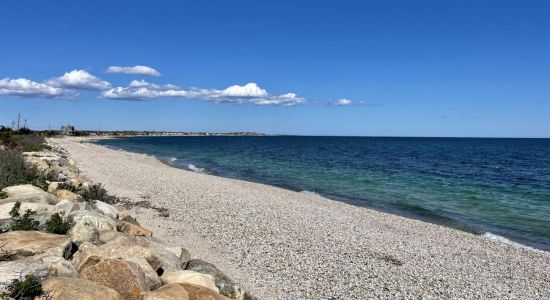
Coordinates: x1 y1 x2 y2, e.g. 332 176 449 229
301 190 321 197
483 232 546 253
169 157 177 162
188 164 205 173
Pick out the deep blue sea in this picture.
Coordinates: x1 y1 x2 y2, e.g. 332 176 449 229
96 136 550 251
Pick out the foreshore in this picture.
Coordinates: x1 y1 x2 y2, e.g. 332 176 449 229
51 136 550 299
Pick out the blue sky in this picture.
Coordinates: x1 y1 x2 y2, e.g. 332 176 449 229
0 0 549 137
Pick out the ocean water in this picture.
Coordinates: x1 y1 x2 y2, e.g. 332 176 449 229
96 136 550 251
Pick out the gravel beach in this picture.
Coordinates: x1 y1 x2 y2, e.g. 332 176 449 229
51 137 550 299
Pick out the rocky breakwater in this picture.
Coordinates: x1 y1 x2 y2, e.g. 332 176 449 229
0 146 253 300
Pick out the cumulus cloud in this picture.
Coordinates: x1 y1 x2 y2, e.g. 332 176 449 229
0 68 311 106
0 78 76 98
101 80 186 100
106 65 161 77
332 98 353 106
46 70 112 91
102 81 306 106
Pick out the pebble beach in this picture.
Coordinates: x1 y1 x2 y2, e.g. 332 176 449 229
51 136 550 299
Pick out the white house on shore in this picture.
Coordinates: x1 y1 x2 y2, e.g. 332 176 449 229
60 125 75 135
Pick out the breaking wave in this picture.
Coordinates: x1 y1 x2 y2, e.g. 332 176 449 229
188 164 206 173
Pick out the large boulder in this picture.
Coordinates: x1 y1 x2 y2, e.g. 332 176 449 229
55 200 86 220
73 243 182 275
1 184 44 197
160 270 218 293
0 231 71 259
180 283 231 300
186 260 246 300
125 256 162 290
42 277 124 300
56 190 83 203
0 192 58 206
0 257 50 290
0 202 56 225
0 254 76 291
99 230 133 244
117 220 153 237
68 210 117 245
140 283 189 300
94 200 119 219
80 259 148 300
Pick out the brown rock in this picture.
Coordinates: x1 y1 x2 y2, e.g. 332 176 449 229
118 220 153 237
181 283 230 300
73 236 183 273
140 284 189 300
80 259 148 300
125 256 162 290
42 277 124 300
0 231 70 260
56 189 83 202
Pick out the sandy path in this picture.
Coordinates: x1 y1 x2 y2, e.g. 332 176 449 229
51 137 550 299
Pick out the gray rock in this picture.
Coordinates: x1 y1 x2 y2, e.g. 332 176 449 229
0 192 58 206
186 259 246 300
94 200 119 219
1 184 45 197
68 210 117 245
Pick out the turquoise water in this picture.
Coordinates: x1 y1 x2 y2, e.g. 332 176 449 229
96 136 550 251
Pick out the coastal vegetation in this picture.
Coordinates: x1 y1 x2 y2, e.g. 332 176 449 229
79 183 108 203
2 274 45 300
9 202 40 231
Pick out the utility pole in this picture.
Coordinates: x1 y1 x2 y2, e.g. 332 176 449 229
23 119 27 129
17 113 20 130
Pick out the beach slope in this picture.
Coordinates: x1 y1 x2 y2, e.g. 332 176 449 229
51 137 550 299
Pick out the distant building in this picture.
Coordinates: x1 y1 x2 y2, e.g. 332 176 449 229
60 125 75 135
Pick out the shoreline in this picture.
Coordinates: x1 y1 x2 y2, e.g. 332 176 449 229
92 136 545 252
50 136 550 299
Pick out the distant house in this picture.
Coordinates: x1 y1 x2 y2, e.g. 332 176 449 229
60 125 75 135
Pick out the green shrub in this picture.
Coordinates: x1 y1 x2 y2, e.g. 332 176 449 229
10 202 40 231
79 183 107 202
0 191 7 199
45 213 70 235
0 150 39 190
9 201 21 218
11 135 49 152
57 182 79 193
2 274 44 300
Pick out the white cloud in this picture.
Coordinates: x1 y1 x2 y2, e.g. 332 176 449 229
332 98 353 106
0 68 310 106
106 65 161 77
47 70 112 91
102 81 306 106
0 78 76 98
221 83 268 97
101 80 186 100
